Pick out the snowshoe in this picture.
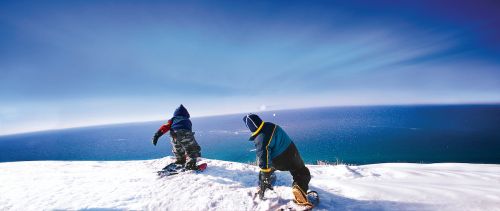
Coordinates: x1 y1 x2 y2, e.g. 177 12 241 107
157 163 207 177
277 190 319 211
292 184 312 207
162 163 184 171
307 191 319 207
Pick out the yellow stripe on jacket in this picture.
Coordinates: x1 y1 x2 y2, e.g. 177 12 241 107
261 125 277 172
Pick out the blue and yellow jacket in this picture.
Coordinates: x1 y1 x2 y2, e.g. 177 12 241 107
250 122 292 172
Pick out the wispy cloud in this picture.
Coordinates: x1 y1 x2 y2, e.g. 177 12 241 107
0 1 499 135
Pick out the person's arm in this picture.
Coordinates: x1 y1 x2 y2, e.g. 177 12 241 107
255 126 277 199
255 125 277 172
152 119 172 146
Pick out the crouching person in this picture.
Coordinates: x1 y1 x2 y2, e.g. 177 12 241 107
243 114 312 206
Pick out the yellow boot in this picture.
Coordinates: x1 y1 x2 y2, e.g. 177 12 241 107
292 184 313 207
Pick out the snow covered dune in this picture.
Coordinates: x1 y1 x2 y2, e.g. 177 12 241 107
1 157 499 211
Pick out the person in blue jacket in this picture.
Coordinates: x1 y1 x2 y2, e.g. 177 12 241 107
152 104 201 170
243 113 312 206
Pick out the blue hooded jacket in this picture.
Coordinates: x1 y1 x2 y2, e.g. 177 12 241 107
170 104 192 131
250 121 292 171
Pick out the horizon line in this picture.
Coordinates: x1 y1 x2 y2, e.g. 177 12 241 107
1 101 499 137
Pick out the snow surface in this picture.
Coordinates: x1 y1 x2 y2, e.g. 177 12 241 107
1 157 499 211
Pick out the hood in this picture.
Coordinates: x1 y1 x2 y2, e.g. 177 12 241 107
243 114 262 133
173 104 190 118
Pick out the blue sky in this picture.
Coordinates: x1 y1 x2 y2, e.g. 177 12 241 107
1 0 500 135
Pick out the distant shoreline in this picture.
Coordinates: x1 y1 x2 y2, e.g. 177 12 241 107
2 103 499 137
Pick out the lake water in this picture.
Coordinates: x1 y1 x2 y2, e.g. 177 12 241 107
1 105 499 165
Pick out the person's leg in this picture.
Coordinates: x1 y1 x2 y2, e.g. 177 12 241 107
170 132 186 164
176 130 201 169
273 142 312 205
291 165 311 192
290 165 312 205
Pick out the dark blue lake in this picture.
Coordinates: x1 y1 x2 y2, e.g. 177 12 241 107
1 105 500 164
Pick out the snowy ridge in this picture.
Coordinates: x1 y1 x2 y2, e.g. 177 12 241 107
1 157 499 211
